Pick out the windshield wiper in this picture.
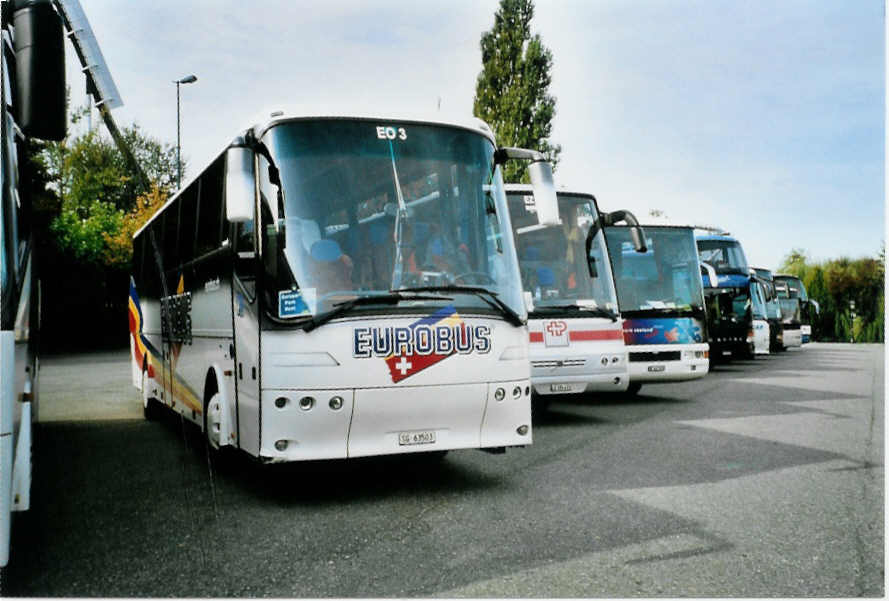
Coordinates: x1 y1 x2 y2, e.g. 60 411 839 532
301 292 449 333
393 285 524 327
531 303 618 322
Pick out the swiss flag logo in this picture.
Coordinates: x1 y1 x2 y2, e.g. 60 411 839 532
544 320 569 347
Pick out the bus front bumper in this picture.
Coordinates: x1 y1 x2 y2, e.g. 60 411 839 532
258 379 531 462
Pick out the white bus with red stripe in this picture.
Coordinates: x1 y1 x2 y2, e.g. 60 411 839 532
505 187 646 407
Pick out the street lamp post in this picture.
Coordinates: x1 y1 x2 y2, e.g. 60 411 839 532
174 74 198 189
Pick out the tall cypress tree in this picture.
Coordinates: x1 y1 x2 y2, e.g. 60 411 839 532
473 0 561 183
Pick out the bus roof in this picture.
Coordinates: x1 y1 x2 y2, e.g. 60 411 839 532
249 109 497 144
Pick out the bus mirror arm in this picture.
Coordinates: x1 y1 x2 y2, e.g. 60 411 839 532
603 210 647 253
810 299 820 315
700 261 719 288
494 147 560 227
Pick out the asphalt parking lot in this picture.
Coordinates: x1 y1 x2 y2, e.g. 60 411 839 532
3 342 883 597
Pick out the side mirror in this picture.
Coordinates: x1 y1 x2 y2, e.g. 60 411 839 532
527 160 560 226
700 261 719 288
810 299 820 315
226 147 255 223
496 147 560 226
629 226 647 253
13 0 66 140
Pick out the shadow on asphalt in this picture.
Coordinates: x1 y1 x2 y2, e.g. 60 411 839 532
141 410 507 507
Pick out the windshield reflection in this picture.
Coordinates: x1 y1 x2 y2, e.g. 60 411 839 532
258 119 524 320
606 226 705 314
696 239 749 275
506 192 618 314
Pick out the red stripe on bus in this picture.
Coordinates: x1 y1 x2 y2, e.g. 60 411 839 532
530 330 622 342
569 330 624 341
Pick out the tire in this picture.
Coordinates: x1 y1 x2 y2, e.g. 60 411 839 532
626 382 643 395
203 392 223 451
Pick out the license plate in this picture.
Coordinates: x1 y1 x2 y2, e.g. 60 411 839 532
398 430 436 446
647 365 666 372
550 383 574 392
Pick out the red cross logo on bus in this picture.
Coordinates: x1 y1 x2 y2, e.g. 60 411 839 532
545 320 568 337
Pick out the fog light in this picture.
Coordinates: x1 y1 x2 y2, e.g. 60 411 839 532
611 356 619 363
274 396 288 409
613 377 621 385
512 386 522 398
329 396 344 410
494 388 506 401
275 440 288 451
516 425 529 436
299 396 315 411
600 356 608 366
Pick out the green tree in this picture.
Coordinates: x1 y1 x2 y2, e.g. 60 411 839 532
473 0 561 183
780 249 884 343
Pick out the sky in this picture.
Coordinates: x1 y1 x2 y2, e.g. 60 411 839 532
65 0 885 272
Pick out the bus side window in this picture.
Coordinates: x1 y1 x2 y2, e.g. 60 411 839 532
178 183 198 265
196 156 224 257
163 196 180 274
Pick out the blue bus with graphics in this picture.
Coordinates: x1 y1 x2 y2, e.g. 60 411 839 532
605 225 709 394
695 232 754 360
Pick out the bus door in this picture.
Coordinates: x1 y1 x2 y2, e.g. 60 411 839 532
232 215 260 453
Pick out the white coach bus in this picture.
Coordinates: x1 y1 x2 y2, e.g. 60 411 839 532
129 111 559 462
504 186 645 409
604 225 711 394
1 0 66 568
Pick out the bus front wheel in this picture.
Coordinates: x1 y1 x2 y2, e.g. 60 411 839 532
204 393 223 450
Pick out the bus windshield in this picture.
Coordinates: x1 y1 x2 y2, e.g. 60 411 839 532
259 119 523 320
606 226 705 314
750 281 767 319
697 239 749 275
506 192 618 314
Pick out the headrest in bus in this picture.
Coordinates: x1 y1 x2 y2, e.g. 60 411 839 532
537 267 555 287
310 239 343 262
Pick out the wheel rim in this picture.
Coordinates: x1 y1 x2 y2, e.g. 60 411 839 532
206 393 222 449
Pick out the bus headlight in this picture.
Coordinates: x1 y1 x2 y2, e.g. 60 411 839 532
275 440 288 451
299 396 315 411
329 396 344 410
274 396 288 409
512 386 522 399
494 388 506 401
516 425 529 436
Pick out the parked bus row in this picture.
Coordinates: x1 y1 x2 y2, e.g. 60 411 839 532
0 0 823 571
126 102 822 462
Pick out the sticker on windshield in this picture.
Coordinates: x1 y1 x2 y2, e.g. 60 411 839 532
376 126 407 140
279 289 314 318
